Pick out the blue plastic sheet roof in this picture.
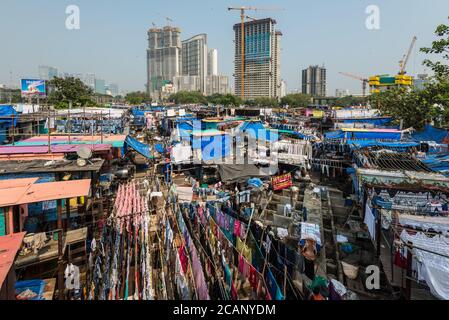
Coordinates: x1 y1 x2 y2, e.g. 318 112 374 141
421 153 449 175
125 136 153 159
341 117 393 125
0 105 18 126
348 140 419 150
192 133 231 161
240 121 279 142
412 124 449 143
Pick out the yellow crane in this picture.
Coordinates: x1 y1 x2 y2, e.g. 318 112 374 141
398 36 417 75
228 6 281 100
339 72 369 97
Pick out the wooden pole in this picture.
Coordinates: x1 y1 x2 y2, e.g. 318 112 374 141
65 198 70 231
376 206 382 260
57 199 63 230
57 228 64 300
405 242 413 300
48 108 51 154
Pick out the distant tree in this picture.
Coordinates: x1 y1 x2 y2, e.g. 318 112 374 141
47 77 94 109
367 17 449 130
280 93 311 108
244 99 257 107
421 16 449 78
169 91 207 104
207 93 242 107
332 95 367 107
369 87 435 130
125 91 152 105
254 97 279 108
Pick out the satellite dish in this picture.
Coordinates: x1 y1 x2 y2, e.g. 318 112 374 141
76 158 87 167
77 146 93 160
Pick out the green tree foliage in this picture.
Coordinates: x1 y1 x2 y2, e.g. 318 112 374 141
332 95 366 108
254 97 279 108
47 77 94 109
421 16 449 78
125 91 152 105
207 93 242 107
370 88 433 130
169 91 207 105
280 93 311 108
371 17 449 130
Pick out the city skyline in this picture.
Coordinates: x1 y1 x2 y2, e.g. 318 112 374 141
1 0 449 95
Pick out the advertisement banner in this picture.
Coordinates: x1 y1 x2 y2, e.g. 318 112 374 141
272 173 292 191
21 79 46 97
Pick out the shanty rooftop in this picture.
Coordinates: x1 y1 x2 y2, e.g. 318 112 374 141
0 158 104 174
0 178 91 207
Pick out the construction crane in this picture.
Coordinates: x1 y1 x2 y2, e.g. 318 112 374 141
228 6 281 100
339 72 369 97
166 17 173 27
398 36 417 75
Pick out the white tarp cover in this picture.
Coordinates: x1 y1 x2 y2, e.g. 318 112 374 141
171 144 192 164
401 230 449 300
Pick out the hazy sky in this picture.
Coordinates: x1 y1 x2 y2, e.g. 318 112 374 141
1 0 448 95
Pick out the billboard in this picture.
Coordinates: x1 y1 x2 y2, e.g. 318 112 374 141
21 79 46 97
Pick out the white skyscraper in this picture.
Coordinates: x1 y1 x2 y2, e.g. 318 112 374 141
181 34 208 94
208 49 218 76
147 26 182 97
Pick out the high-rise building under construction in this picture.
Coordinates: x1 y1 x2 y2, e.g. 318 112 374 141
147 26 182 96
233 18 282 100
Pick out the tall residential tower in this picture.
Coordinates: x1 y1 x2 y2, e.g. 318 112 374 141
302 65 327 97
147 26 182 97
233 18 282 100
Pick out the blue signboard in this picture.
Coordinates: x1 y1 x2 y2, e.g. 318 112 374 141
21 79 46 97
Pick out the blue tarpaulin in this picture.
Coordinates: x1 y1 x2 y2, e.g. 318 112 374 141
125 136 153 159
326 130 402 140
421 154 449 175
325 131 344 139
412 124 449 143
348 140 419 151
177 121 193 138
154 143 165 154
192 132 231 161
341 117 393 125
240 121 279 142
0 105 18 126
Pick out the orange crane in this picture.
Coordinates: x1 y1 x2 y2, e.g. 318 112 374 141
339 72 369 97
398 36 417 75
228 6 281 100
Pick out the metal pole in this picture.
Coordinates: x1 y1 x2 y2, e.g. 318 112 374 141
100 110 103 143
48 108 51 154
11 113 15 145
68 101 72 143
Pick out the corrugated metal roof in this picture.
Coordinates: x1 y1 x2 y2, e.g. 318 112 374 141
0 232 26 288
0 179 91 207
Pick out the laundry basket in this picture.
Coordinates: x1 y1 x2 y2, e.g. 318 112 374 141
341 261 359 280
